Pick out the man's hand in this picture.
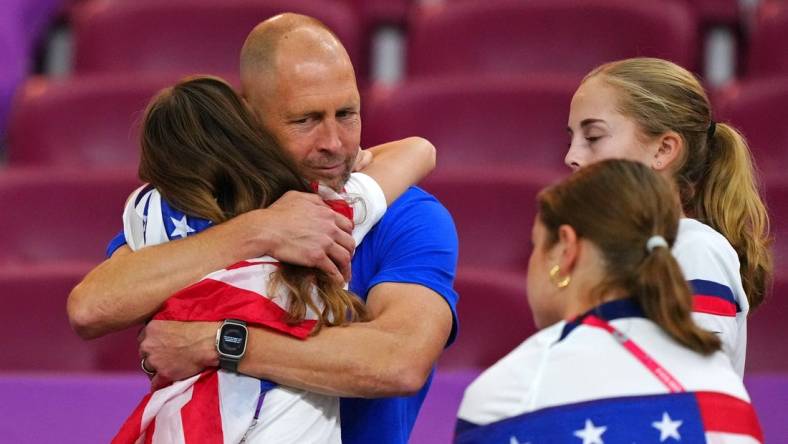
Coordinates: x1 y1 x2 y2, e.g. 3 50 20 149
261 191 355 283
139 320 219 390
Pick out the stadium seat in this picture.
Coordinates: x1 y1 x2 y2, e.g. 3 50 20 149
715 77 788 178
420 166 562 272
0 264 139 371
0 168 140 266
407 0 698 79
438 268 535 370
72 0 363 78
747 1 788 78
763 177 788 269
748 275 788 372
364 76 577 172
7 74 177 168
680 0 741 27
344 0 409 27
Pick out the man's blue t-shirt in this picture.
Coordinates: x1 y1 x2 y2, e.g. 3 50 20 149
106 186 459 444
343 186 459 444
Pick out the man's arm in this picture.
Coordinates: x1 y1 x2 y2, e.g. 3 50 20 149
141 282 453 397
67 191 355 339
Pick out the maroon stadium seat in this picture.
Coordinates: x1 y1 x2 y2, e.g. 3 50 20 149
0 264 139 371
763 177 788 270
72 0 362 78
748 275 788 372
347 0 409 26
0 168 140 266
680 0 741 27
7 75 177 168
364 76 577 172
407 0 698 79
438 268 536 370
716 77 788 178
421 166 562 272
747 1 788 78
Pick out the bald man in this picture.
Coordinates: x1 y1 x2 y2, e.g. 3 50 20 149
67 13 458 444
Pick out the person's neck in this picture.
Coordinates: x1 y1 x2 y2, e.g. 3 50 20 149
562 286 629 321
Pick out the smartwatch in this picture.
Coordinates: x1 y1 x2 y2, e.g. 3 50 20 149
215 319 248 373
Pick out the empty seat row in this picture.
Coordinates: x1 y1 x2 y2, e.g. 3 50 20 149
7 73 788 178
60 0 788 82
0 168 139 266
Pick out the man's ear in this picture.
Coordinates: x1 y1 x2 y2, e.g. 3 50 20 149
556 224 580 274
652 131 684 171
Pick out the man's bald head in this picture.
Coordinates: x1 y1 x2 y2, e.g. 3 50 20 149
237 13 362 190
239 13 355 99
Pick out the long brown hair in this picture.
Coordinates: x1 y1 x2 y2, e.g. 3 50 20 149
139 75 366 331
538 159 721 354
584 57 772 310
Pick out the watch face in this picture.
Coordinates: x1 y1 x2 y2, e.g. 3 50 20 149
218 324 247 357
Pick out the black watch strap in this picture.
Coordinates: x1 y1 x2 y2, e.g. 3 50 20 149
219 355 240 373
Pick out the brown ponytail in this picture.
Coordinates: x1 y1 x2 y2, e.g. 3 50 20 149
538 159 721 354
586 57 773 310
139 76 367 331
635 247 721 354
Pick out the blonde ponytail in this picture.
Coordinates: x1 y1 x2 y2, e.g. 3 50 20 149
692 123 772 309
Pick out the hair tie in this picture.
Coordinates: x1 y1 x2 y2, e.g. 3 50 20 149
646 235 668 253
707 120 716 139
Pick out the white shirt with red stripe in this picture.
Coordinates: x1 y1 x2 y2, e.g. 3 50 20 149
114 173 387 444
457 299 762 443
674 218 748 377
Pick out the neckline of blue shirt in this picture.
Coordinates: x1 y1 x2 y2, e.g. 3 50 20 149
558 298 645 341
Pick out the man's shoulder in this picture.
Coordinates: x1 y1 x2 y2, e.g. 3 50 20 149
385 186 451 219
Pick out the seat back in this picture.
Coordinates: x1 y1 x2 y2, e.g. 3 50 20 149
408 0 697 79
364 76 576 172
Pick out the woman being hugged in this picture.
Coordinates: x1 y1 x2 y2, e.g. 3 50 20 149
565 57 772 376
456 160 763 443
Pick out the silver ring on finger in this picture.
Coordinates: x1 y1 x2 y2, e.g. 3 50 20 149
141 357 156 377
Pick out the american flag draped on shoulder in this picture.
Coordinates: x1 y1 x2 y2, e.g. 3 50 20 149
456 299 763 444
113 174 386 444
454 391 763 444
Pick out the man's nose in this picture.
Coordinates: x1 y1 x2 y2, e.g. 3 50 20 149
316 119 343 153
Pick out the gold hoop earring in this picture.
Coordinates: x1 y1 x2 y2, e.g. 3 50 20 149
549 265 570 288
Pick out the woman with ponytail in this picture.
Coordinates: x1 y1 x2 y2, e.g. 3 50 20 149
455 160 762 444
564 57 772 377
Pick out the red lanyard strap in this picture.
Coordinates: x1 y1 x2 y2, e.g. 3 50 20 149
582 315 685 393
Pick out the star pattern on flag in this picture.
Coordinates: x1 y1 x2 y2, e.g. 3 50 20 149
652 412 683 442
509 436 532 444
170 216 196 239
574 419 607 444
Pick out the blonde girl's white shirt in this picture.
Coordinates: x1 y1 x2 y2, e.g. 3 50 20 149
673 218 748 377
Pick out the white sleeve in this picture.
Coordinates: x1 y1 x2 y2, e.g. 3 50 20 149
343 172 388 246
672 221 747 377
122 185 170 251
122 185 149 252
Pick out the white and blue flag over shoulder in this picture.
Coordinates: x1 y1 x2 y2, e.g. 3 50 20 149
123 184 213 249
